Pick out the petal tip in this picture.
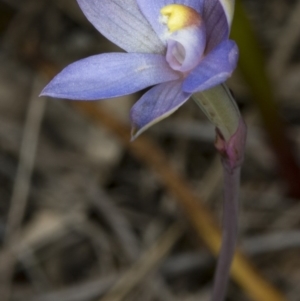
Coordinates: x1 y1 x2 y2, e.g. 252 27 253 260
130 126 138 141
39 83 57 99
130 124 148 141
39 85 50 97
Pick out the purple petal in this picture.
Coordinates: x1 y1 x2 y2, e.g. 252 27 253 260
77 0 165 53
130 80 191 139
166 26 206 73
41 53 180 100
203 0 229 52
182 40 238 93
137 0 205 43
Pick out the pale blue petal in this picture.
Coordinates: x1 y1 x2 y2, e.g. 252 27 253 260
130 80 191 139
137 0 205 43
182 40 238 93
41 53 180 100
203 0 229 52
77 0 165 53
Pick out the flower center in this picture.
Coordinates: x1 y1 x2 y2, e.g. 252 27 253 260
160 5 206 74
160 4 202 33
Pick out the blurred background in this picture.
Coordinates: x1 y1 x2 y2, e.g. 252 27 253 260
0 0 300 301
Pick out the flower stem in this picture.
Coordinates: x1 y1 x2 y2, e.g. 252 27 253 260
211 119 246 301
212 165 240 301
193 86 246 301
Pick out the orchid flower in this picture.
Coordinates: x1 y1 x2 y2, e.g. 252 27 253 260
41 1 247 301
41 0 238 139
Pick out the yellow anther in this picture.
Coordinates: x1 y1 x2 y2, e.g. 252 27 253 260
160 4 201 33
